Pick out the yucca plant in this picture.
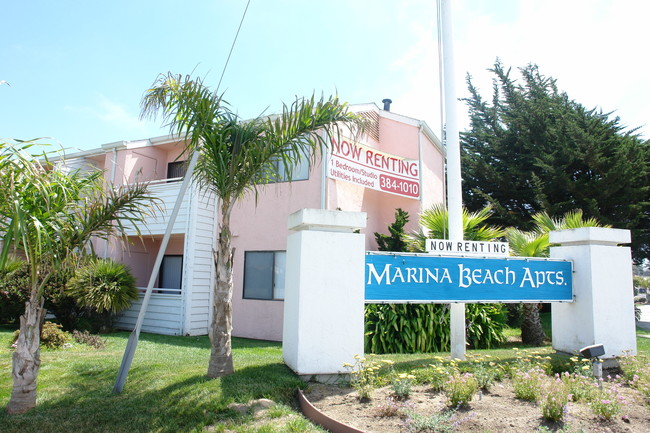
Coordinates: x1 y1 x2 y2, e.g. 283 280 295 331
67 259 138 313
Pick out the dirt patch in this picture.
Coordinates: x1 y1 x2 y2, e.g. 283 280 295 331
304 381 650 432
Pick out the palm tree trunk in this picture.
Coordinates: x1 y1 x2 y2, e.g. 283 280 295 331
520 303 546 346
207 209 235 378
7 296 46 414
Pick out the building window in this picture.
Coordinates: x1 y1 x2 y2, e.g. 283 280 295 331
243 251 286 300
167 160 188 181
159 255 183 293
268 150 309 183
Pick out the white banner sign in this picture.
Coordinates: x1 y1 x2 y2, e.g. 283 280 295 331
426 239 510 257
327 137 420 199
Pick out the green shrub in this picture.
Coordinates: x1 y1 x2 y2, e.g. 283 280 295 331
67 259 138 313
590 385 625 420
0 259 30 324
463 354 504 391
343 355 393 401
618 354 650 399
390 372 416 399
512 367 546 401
541 378 570 422
12 321 70 349
41 321 70 348
443 372 479 407
365 304 450 353
365 303 507 354
0 259 79 328
465 303 507 349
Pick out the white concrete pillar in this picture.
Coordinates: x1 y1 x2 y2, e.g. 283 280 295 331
550 227 636 358
282 209 367 378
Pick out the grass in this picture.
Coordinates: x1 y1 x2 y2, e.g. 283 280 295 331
2 323 648 433
0 326 313 433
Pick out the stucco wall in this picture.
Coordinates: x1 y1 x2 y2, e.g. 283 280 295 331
230 109 445 341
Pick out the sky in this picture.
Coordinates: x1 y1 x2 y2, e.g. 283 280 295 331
2 0 648 154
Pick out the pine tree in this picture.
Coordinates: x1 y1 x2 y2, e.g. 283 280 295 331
461 61 650 261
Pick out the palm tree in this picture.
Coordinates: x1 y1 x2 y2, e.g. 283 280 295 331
506 210 610 345
140 73 363 377
410 203 505 252
0 140 155 414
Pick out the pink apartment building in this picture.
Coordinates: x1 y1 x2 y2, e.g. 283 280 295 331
63 102 445 341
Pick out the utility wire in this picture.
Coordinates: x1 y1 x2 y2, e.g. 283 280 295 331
113 0 252 394
216 0 251 94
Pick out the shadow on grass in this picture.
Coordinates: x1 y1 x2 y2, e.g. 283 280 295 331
1 358 304 433
107 331 280 351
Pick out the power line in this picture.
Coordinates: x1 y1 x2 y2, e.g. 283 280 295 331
216 0 251 94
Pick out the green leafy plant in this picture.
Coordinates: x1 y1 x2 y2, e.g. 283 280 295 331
365 303 450 353
13 321 70 349
465 303 507 349
374 395 414 418
464 354 503 391
374 208 410 252
560 372 598 403
66 259 138 314
541 378 570 422
403 409 459 433
0 259 30 324
365 302 507 354
390 372 416 399
443 372 479 408
618 353 650 399
343 355 392 401
512 367 546 401
590 386 625 420
40 322 70 349
422 358 458 391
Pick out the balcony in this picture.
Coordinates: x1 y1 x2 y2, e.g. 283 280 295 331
122 178 193 236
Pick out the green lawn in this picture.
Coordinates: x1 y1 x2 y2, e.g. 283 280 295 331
1 324 648 432
0 327 309 433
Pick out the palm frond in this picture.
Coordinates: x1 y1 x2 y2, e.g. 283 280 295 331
417 203 504 242
505 228 549 257
0 142 157 297
142 78 364 206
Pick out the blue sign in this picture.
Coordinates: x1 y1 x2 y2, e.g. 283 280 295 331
365 253 573 303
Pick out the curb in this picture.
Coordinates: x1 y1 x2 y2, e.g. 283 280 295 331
297 390 365 433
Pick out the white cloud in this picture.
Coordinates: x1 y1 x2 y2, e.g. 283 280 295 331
95 96 145 131
454 0 649 135
64 94 166 141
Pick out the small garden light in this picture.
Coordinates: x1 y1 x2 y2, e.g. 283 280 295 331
580 344 605 386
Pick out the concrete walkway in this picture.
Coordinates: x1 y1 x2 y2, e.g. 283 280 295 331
637 304 650 333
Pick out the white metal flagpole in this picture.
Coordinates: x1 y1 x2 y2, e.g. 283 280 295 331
438 0 466 360
113 148 200 393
